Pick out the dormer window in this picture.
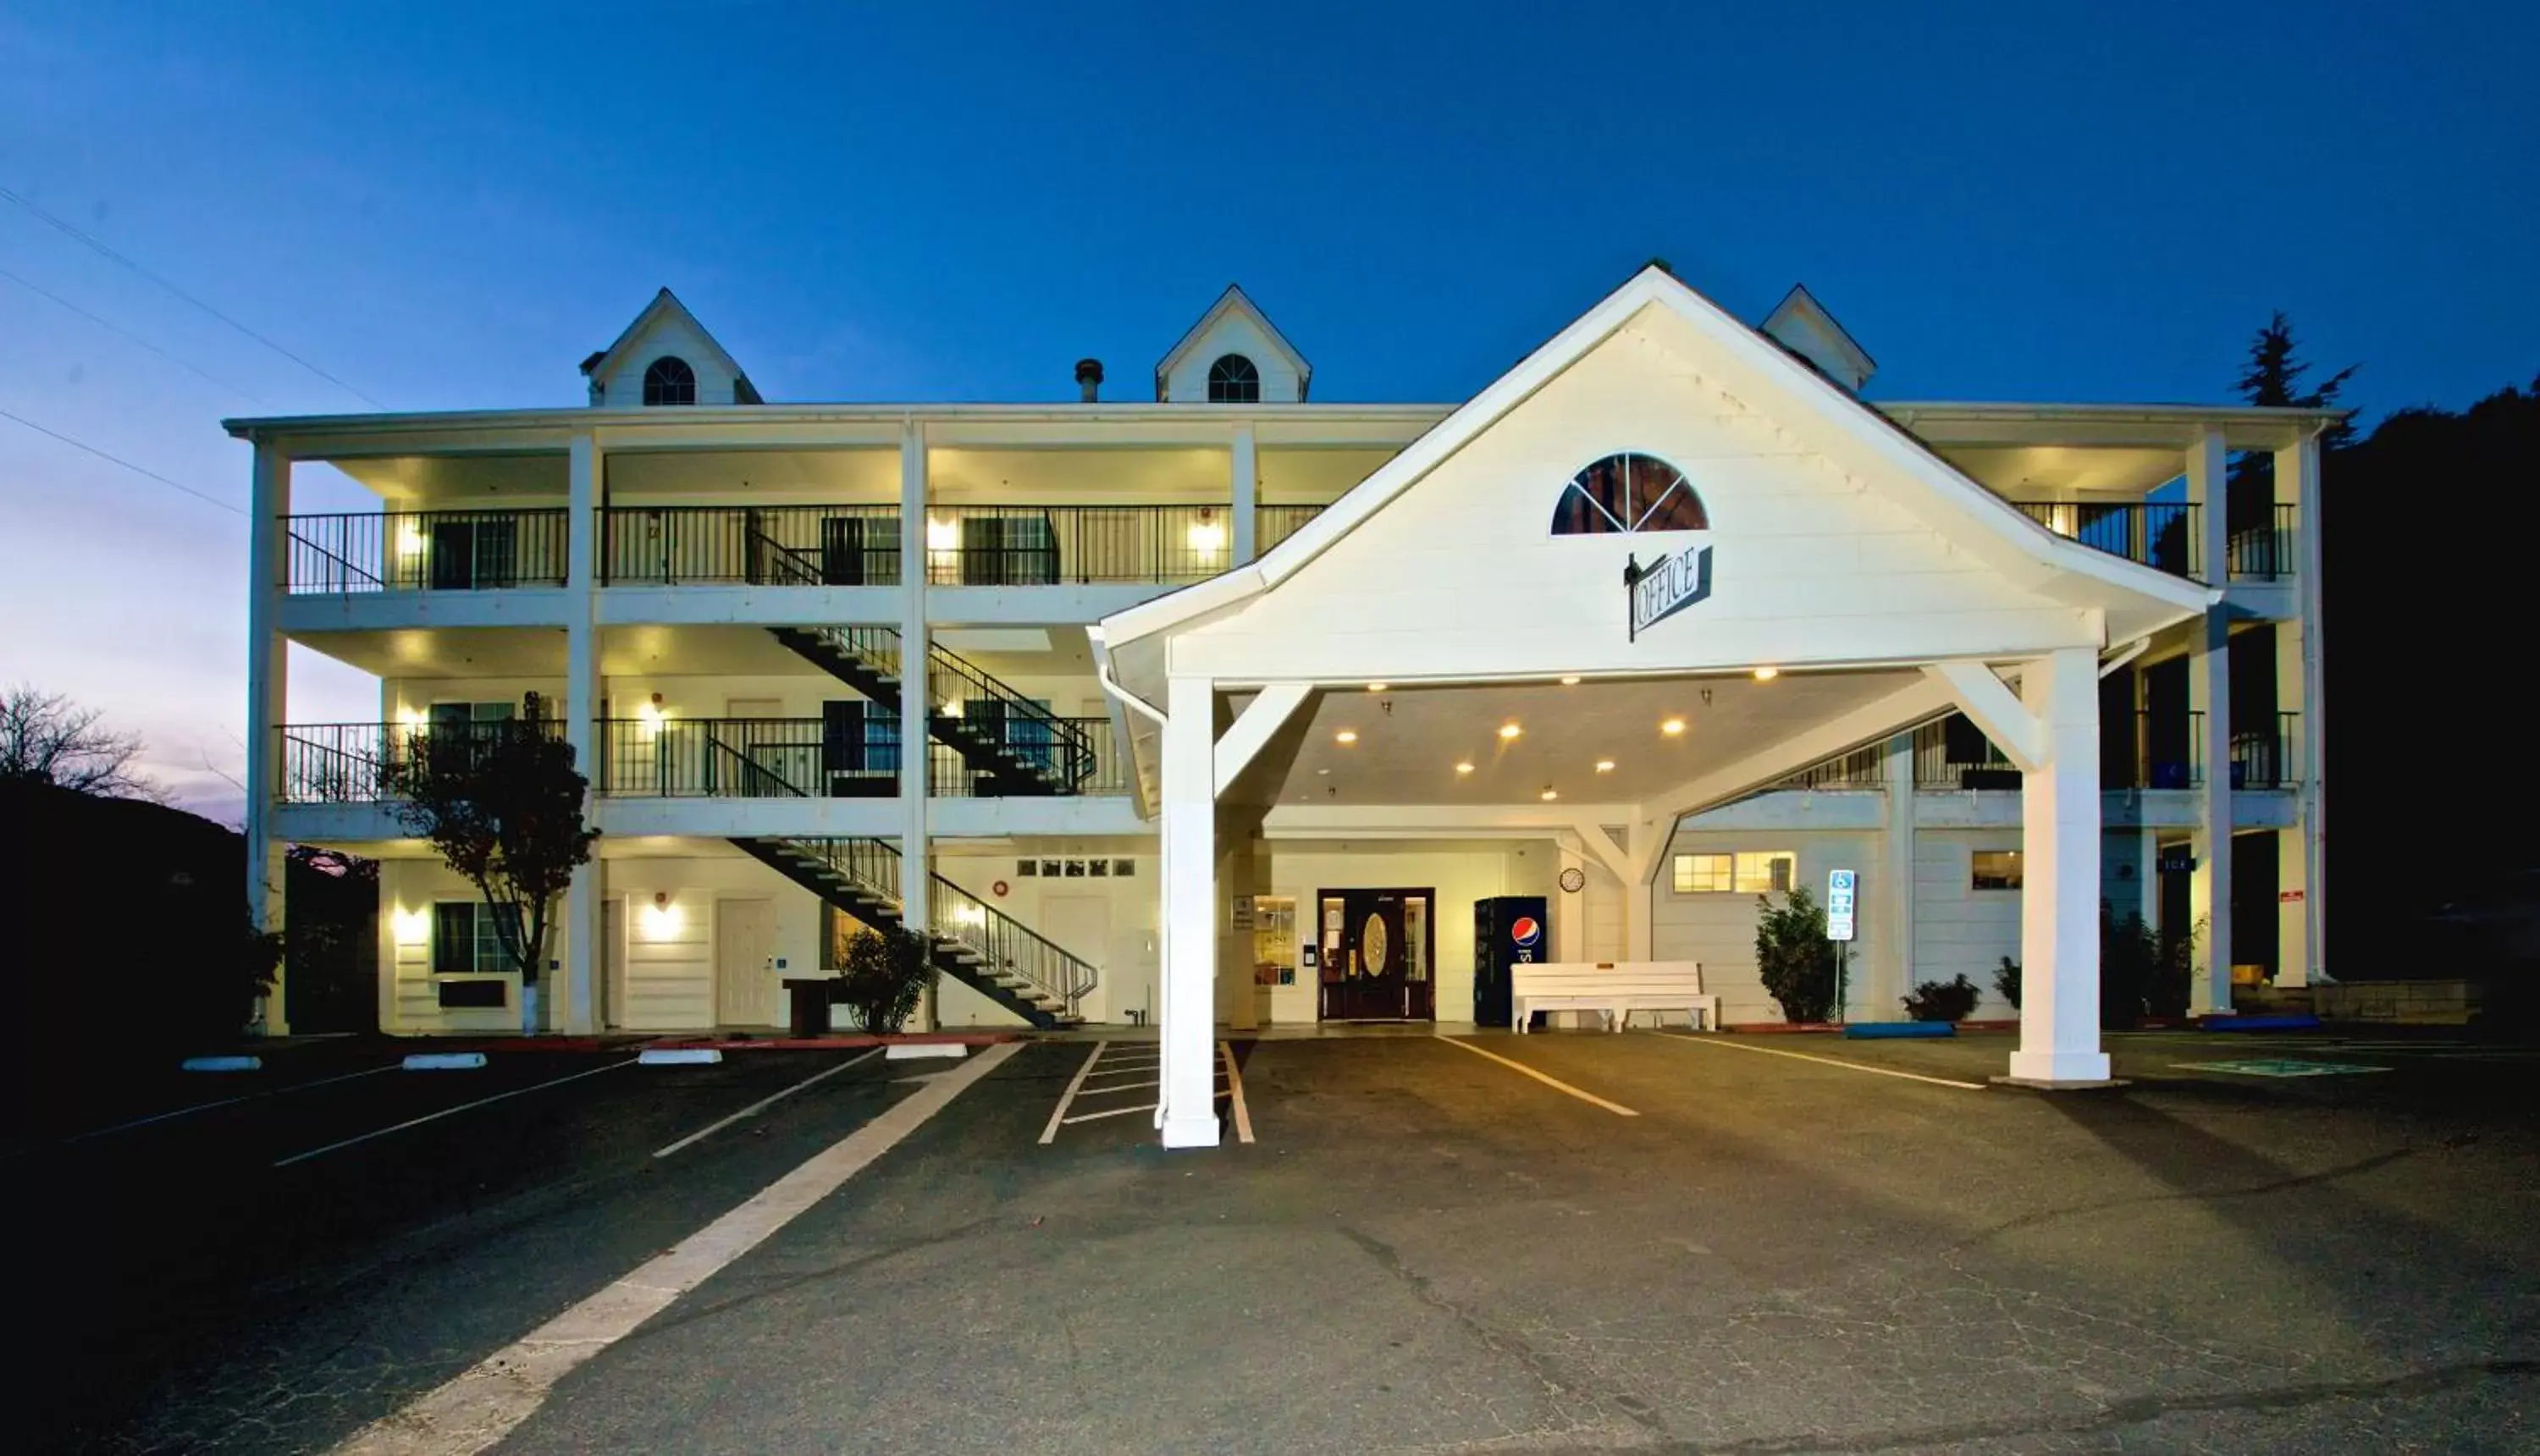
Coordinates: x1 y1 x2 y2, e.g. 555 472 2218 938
643 356 697 406
1206 354 1260 403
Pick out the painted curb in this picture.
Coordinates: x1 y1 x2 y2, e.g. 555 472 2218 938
181 1055 262 1073
403 1052 489 1071
1844 1022 1955 1040
885 1043 969 1061
638 1047 724 1066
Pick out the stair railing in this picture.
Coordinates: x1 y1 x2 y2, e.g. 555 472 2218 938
919 637 1096 789
768 837 1097 1012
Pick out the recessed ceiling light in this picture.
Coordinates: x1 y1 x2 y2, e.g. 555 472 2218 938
1560 676 1581 686
1455 761 1475 775
1595 759 1615 773
1498 722 1522 740
1753 666 1780 681
1335 730 1358 744
1539 786 1559 801
1317 768 1331 775
1367 682 1388 692
1660 718 1687 736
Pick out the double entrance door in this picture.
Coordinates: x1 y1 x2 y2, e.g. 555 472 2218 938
1317 887 1434 1021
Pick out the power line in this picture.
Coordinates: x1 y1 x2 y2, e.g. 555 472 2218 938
0 264 264 402
0 184 384 409
0 405 245 516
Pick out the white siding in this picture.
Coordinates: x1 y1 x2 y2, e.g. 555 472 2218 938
1912 831 2023 1018
1651 829 1880 1025
1177 314 2097 682
935 848 1158 1026
1162 312 1304 404
1256 843 1543 1024
596 312 743 407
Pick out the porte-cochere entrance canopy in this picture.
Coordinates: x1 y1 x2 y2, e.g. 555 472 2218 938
1095 266 2216 1149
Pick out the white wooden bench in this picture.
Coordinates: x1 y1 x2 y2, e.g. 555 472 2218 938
1510 961 1719 1033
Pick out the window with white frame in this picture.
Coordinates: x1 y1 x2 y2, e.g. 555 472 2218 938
432 901 523 974
1970 850 2024 891
1673 851 1795 894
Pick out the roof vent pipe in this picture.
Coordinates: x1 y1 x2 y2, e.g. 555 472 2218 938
1074 358 1103 403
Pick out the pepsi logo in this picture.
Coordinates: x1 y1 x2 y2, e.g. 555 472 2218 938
1510 916 1542 947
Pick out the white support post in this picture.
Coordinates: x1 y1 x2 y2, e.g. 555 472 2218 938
2278 435 2326 984
2188 426 2228 587
1159 674 1221 1148
2187 602 2234 1015
1624 819 1665 962
560 433 603 1034
898 421 931 1025
1230 424 1258 565
243 442 291 1035
2008 648 2112 1085
1554 839 1588 962
1876 731 1916 1018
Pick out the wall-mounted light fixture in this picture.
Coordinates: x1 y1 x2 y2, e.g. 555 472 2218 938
925 516 961 553
1186 508 1225 554
640 891 684 941
395 524 428 559
391 905 432 946
637 692 667 737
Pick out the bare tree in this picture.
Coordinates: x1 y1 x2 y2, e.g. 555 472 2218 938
0 686 162 799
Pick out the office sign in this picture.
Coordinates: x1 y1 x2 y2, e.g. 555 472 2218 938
1626 546 1714 641
1826 869 1857 942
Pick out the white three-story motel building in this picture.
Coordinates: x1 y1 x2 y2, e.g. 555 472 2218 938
232 266 2330 1147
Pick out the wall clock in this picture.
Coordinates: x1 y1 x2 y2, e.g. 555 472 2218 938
1560 867 1586 893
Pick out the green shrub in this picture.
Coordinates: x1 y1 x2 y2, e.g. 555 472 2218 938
2101 911 2202 1026
840 924 933 1034
1994 956 2021 1010
1902 973 1981 1022
1756 886 1838 1023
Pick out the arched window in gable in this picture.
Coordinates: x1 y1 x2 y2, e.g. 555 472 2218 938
643 356 698 406
1206 354 1261 403
1549 453 1708 534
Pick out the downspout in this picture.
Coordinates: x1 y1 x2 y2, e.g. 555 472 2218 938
1089 630 1173 1128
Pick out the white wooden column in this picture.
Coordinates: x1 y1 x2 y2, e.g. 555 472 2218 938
1875 731 1916 1018
2279 434 2326 984
1554 840 1588 962
1158 673 1220 1148
2185 423 2234 1013
1230 423 1258 565
2009 648 2112 1084
560 432 603 1034
243 441 291 1034
898 422 930 1023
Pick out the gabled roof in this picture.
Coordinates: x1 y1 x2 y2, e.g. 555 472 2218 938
1153 284 1312 400
1101 265 2215 658
578 288 760 403
1759 284 1877 392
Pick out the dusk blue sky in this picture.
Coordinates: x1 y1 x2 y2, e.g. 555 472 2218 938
3 2 2534 818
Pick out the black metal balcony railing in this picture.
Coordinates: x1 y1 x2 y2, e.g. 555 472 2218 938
278 720 566 803
927 720 1128 797
1778 743 1888 791
599 505 902 586
1256 503 1326 554
923 505 1237 586
284 510 572 594
2226 505 2300 581
595 717 900 798
2009 501 2199 579
2230 712 2300 789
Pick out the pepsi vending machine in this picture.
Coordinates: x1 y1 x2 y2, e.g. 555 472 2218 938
1472 896 1549 1028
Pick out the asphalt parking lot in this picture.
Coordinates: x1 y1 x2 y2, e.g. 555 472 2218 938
15 1027 2540 1453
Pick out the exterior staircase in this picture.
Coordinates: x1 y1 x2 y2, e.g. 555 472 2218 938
745 525 1095 796
732 835 1095 1029
768 625 1096 796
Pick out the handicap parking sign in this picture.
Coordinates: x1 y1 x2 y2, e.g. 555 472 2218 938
1826 869 1857 942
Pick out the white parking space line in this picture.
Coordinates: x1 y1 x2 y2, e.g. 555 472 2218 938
1075 1079 1159 1095
1058 1103 1154 1125
1434 1034 1638 1117
1654 1033 1987 1089
653 1049 884 1159
333 1041 1020 1456
1039 1041 1107 1144
48 1063 400 1148
273 1060 637 1168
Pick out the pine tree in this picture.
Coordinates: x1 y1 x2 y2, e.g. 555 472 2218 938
2227 312 2356 538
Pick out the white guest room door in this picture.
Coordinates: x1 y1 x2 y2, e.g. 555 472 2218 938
715 898 779 1026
